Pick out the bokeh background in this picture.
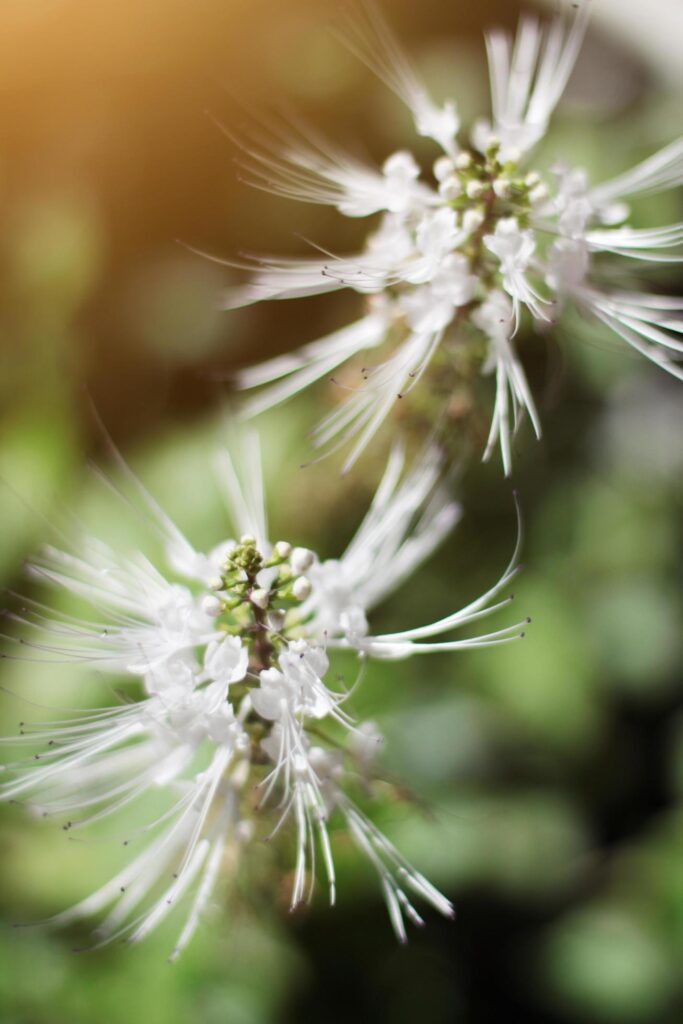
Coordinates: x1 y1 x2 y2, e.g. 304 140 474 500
1 1 683 1021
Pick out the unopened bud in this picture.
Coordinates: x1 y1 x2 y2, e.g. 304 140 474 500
240 533 256 546
251 588 270 610
525 171 541 188
208 576 224 592
463 208 485 233
291 547 315 574
433 155 455 182
274 540 292 559
438 176 463 200
455 151 472 170
201 595 223 618
493 177 513 199
267 609 286 632
529 183 549 205
292 576 312 601
466 180 486 200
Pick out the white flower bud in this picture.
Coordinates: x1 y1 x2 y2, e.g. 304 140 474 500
240 533 256 545
455 151 472 170
438 176 463 200
292 576 312 601
290 547 315 574
274 540 292 559
466 180 486 200
208 576 224 592
505 147 522 165
433 156 455 182
463 208 485 233
267 609 286 632
529 183 549 205
525 171 541 188
201 595 223 618
493 177 513 199
251 588 270 610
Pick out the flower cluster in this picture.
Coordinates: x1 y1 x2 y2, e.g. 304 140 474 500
1 437 525 954
7 0 675 965
227 2 683 474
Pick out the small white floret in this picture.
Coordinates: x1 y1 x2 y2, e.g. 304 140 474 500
463 208 485 233
201 595 223 618
208 576 224 592
529 183 549 205
438 176 463 200
493 177 513 199
251 588 270 610
267 609 286 632
455 151 472 170
466 180 486 200
274 540 292 559
290 547 315 574
292 576 312 601
433 156 455 182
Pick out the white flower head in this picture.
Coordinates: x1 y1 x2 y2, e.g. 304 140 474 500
1 431 526 952
223 0 683 473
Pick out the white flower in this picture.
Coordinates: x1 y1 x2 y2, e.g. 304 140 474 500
290 546 315 574
472 8 590 161
250 587 270 610
252 642 335 723
403 208 464 284
473 290 542 476
259 726 454 937
483 218 549 324
404 254 478 334
337 0 460 156
550 166 595 238
379 150 425 214
568 290 683 382
484 218 534 272
4 431 520 951
0 671 250 957
222 3 683 473
298 443 526 659
202 635 249 686
292 576 312 601
201 594 223 617
26 544 219 677
305 445 461 636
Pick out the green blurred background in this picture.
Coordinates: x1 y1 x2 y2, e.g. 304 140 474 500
1 1 683 1021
